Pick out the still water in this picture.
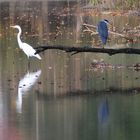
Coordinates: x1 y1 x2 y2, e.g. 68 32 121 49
0 1 140 140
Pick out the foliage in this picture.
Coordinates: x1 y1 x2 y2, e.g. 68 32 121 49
89 0 100 6
89 0 139 10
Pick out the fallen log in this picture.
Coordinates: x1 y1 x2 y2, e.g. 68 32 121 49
35 45 140 56
36 87 140 99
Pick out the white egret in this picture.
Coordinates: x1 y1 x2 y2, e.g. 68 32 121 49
11 25 41 60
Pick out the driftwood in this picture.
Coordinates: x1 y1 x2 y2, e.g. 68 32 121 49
35 45 140 56
36 87 140 99
83 23 134 41
35 24 139 56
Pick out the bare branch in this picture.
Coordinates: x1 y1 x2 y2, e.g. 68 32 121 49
35 45 140 56
83 23 133 41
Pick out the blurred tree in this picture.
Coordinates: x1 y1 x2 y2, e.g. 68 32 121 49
88 0 139 10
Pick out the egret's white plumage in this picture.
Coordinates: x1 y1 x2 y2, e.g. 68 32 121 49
11 25 41 60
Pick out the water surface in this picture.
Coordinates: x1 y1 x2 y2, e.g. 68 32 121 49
0 1 140 140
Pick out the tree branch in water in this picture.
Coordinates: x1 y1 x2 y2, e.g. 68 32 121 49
35 24 139 55
35 45 140 56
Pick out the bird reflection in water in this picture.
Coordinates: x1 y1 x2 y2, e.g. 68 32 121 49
98 98 109 139
98 98 109 124
16 70 41 113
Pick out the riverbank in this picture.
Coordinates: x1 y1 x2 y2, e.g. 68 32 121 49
81 8 140 17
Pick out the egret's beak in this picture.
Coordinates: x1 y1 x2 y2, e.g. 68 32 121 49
10 25 15 28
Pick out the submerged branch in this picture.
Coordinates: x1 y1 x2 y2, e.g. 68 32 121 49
35 45 140 56
36 87 140 99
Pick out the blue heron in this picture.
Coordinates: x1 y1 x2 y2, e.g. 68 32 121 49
97 19 110 45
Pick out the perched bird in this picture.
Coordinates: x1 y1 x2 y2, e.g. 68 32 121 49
11 25 41 60
97 19 110 45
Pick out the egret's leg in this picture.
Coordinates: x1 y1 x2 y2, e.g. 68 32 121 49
28 57 30 70
28 60 30 69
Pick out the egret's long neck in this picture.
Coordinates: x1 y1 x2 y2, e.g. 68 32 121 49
17 27 23 48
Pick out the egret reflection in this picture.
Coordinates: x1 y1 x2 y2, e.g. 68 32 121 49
16 70 41 113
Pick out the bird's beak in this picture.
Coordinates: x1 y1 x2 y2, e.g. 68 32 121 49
10 25 14 28
108 23 113 28
108 22 114 31
107 21 112 26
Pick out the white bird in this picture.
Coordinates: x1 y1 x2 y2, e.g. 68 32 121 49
11 25 41 60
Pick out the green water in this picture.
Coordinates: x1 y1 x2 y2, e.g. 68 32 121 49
0 1 140 140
